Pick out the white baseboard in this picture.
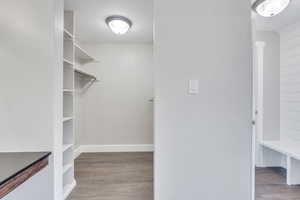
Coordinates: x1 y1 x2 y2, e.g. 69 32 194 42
74 144 154 159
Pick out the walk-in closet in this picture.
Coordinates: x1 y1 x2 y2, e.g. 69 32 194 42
60 0 154 199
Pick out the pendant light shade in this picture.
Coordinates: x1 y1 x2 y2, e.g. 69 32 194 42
106 15 132 35
252 0 291 17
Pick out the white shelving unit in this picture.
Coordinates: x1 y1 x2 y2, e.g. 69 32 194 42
63 163 73 174
63 181 76 200
63 59 74 67
74 67 97 81
63 117 73 122
61 9 98 199
63 10 76 199
63 89 74 93
64 29 73 41
74 43 95 65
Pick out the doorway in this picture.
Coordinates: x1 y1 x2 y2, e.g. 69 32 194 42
62 0 154 199
252 1 300 199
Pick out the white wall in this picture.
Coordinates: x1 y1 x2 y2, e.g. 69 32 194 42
255 31 280 141
0 0 55 152
154 0 253 199
0 0 60 199
76 43 153 147
280 22 300 142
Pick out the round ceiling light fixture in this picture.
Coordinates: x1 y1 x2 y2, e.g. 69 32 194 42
252 0 291 17
105 15 132 35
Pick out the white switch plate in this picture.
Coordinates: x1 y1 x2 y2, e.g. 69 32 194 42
189 80 199 94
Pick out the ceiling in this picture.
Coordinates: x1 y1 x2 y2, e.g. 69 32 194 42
253 0 300 32
64 0 153 43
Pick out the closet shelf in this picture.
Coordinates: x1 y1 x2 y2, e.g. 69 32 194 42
75 67 97 81
63 164 73 174
63 181 76 200
63 89 74 93
74 43 96 65
63 59 74 66
63 117 73 122
63 144 73 152
64 29 74 41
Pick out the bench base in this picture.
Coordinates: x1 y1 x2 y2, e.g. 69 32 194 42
258 140 300 185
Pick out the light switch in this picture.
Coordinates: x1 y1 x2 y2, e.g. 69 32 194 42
188 80 199 94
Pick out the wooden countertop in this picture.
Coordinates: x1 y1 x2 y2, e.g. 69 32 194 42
0 152 51 199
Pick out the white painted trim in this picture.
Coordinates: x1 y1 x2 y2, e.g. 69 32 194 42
53 1 64 200
256 41 265 145
252 41 266 200
74 144 154 158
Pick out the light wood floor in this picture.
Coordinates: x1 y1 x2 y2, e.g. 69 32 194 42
69 153 300 200
68 152 153 200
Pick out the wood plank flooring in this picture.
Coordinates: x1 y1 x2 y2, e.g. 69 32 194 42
68 152 153 200
256 167 300 200
69 153 300 200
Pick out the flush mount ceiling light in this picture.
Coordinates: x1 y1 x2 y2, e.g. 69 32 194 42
252 0 291 17
105 15 132 35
